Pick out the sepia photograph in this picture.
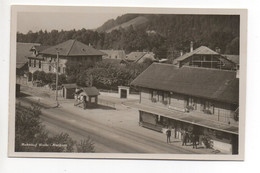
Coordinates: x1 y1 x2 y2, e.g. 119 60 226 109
8 6 247 160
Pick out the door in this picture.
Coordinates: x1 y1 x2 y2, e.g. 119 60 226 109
121 89 127 98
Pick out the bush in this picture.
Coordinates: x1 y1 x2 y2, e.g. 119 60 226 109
58 74 67 85
76 137 95 153
15 103 95 152
32 70 40 81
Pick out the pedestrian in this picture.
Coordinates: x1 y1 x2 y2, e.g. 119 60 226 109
191 133 197 149
83 95 87 110
166 129 171 143
182 130 188 146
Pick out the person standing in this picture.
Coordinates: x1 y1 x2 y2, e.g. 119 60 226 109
182 129 188 146
166 129 171 143
191 133 197 149
83 95 87 110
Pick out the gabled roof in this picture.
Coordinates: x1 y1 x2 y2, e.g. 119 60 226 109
173 46 219 64
40 39 105 57
16 42 41 68
31 45 51 52
127 52 146 62
222 54 239 65
82 87 100 96
131 63 238 104
126 52 155 63
100 50 126 60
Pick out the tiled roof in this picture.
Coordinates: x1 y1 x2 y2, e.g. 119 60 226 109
62 83 78 89
126 52 147 62
16 42 41 68
40 39 105 57
100 50 126 60
126 52 155 63
131 63 238 104
82 87 100 96
33 45 51 52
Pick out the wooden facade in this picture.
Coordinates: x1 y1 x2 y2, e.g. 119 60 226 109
139 88 238 126
179 54 236 70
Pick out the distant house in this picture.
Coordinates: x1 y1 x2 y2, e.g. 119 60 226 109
16 42 41 85
126 52 155 63
222 54 239 69
100 50 126 60
28 39 105 75
173 43 237 70
131 63 239 154
16 42 41 74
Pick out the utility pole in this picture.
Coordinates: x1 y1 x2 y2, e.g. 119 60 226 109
55 49 60 107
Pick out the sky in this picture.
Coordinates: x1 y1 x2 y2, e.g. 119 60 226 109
17 12 123 33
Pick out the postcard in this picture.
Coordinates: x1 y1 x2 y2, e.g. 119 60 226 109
9 5 247 160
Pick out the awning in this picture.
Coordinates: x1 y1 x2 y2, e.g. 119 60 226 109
127 102 238 135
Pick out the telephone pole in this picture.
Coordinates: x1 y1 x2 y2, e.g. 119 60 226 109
55 49 60 107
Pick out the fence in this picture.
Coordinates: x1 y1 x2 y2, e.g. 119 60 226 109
98 98 116 109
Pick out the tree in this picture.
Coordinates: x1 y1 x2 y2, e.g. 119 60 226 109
15 103 95 152
225 37 239 55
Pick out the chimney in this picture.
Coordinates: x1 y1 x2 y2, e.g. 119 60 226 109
190 41 193 52
180 50 183 56
215 47 221 53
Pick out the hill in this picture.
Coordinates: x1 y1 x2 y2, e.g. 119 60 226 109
17 14 240 60
98 16 149 33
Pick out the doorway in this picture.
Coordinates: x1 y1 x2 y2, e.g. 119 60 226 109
121 89 127 98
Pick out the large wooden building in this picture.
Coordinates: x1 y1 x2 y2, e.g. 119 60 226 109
131 63 239 154
173 45 237 70
28 39 105 74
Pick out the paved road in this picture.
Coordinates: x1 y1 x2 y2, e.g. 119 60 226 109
17 95 198 154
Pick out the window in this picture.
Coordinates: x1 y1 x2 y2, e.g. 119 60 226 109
151 90 157 102
63 67 66 73
58 67 60 73
49 65 51 72
202 100 214 114
33 60 36 67
162 92 168 105
39 60 41 68
28 59 31 67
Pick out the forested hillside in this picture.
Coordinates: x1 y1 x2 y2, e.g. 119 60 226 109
17 14 240 59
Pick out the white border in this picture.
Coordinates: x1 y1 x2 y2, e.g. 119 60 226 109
1 0 259 173
8 5 247 161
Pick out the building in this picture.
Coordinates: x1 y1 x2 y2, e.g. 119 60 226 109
80 87 100 104
16 42 42 86
131 63 239 154
28 39 105 74
126 52 155 63
62 83 78 99
100 50 126 60
173 43 237 70
16 42 41 75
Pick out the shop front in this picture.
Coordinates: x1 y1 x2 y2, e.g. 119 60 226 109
138 110 238 154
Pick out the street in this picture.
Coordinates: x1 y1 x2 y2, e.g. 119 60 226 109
16 86 213 154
